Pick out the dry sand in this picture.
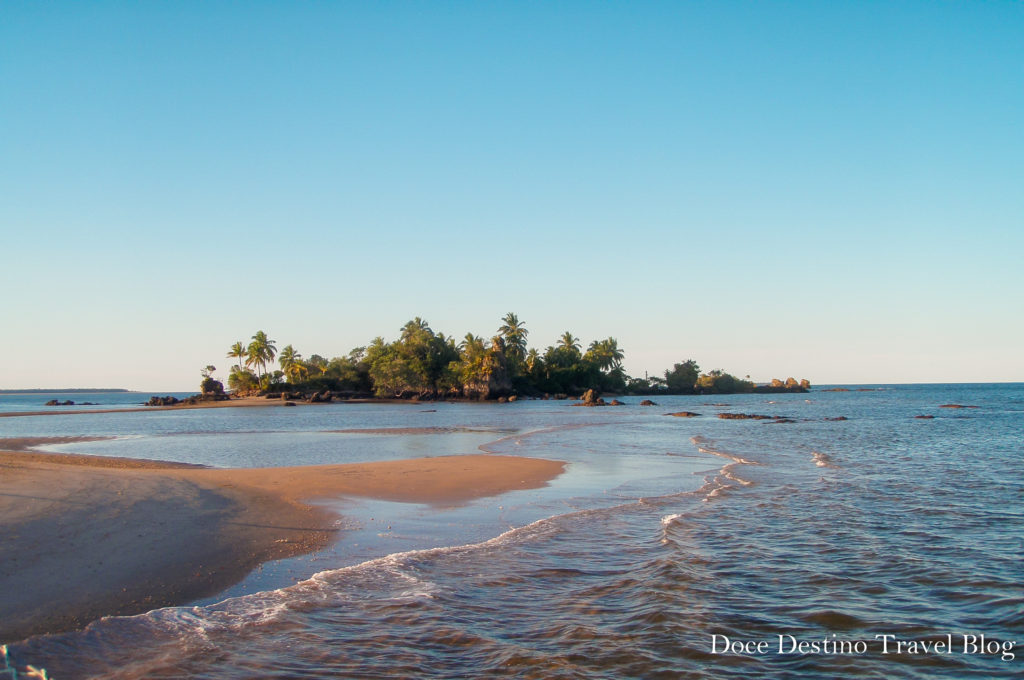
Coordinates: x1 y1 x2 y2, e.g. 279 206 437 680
0 437 564 643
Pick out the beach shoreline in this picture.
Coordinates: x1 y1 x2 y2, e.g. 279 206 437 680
0 438 564 644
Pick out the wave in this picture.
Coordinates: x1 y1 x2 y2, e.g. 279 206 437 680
812 451 839 469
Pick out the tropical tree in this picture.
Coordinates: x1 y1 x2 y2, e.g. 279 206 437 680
498 313 528 372
665 360 700 394
559 331 581 355
228 366 259 392
279 344 308 384
246 330 277 381
525 348 540 373
585 338 624 371
227 342 246 372
367 321 460 397
307 354 329 376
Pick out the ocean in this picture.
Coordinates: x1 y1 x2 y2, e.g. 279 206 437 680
2 384 1021 678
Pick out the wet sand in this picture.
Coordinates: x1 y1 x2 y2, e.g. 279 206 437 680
0 438 564 643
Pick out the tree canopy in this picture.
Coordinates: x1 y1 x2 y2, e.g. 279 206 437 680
216 315 809 399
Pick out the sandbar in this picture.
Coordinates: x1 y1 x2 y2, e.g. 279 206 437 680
0 437 564 643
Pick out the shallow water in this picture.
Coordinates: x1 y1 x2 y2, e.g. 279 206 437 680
3 385 1023 678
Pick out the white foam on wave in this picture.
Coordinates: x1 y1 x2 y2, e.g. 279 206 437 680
811 451 839 469
660 513 683 526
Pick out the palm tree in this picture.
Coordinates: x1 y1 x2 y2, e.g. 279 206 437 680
401 317 431 341
246 330 277 380
498 313 528 363
587 337 624 371
559 332 580 354
227 341 246 372
279 344 304 383
525 348 541 373
459 333 485 354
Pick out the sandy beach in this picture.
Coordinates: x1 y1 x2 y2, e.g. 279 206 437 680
0 437 564 643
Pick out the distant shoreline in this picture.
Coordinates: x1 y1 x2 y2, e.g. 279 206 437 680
0 388 132 394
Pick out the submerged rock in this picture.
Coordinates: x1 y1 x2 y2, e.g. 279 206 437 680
639 399 657 406
666 411 701 418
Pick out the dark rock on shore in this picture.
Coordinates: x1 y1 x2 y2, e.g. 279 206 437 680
146 396 180 406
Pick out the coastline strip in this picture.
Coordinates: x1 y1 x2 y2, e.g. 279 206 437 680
0 441 564 643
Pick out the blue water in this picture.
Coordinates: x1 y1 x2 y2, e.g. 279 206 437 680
3 385 1022 678
0 391 191 413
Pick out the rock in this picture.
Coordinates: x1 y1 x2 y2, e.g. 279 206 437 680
582 389 600 405
498 396 508 403
609 399 624 406
666 411 701 417
939 404 979 409
571 396 608 407
914 414 935 419
639 399 657 406
508 395 518 402
45 400 59 406
283 401 296 407
825 416 848 421
146 396 180 407
717 413 775 420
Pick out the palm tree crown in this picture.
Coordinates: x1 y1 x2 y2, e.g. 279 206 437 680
227 341 246 371
498 312 528 362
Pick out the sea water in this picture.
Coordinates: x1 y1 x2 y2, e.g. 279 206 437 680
2 384 1022 678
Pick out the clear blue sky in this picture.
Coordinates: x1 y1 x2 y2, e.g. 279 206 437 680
2 1 1021 390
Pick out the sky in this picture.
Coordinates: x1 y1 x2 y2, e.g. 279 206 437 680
1 1 1022 391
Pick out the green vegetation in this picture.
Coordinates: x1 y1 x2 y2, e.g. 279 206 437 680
217 315 810 400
